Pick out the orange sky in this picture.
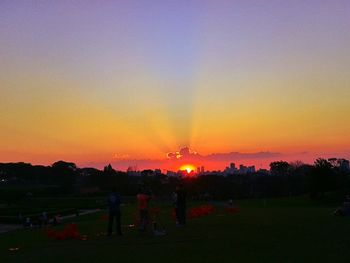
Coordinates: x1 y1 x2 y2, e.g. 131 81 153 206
1 1 350 170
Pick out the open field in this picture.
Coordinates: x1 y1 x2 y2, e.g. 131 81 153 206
1 197 350 263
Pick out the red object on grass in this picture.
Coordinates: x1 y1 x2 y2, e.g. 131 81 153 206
188 205 214 218
171 204 215 220
45 223 81 241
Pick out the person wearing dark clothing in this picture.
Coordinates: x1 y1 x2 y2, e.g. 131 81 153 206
107 188 122 236
175 184 187 226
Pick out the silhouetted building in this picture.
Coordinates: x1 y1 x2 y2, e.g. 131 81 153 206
339 159 350 172
167 170 177 177
247 166 256 173
197 166 205 174
239 165 247 174
257 168 270 175
236 164 255 174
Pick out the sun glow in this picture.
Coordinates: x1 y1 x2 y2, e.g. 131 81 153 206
179 164 196 174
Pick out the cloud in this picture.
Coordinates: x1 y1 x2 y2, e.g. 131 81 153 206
206 151 282 161
113 153 130 160
167 147 199 160
167 147 281 161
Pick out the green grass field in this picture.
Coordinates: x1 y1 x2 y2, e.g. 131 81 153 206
1 197 350 263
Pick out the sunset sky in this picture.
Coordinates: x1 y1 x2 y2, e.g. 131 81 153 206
1 1 350 171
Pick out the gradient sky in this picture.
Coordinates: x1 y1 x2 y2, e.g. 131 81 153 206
1 1 350 170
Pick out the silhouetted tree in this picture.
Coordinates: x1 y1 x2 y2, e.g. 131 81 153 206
51 161 78 193
103 164 116 175
307 158 333 198
270 161 291 176
52 161 77 171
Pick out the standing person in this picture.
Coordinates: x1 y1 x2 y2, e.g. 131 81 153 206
176 184 187 227
53 214 61 225
107 187 122 236
172 191 178 224
137 187 151 232
39 211 48 227
18 213 23 225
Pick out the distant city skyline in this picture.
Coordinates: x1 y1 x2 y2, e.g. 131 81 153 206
80 146 349 172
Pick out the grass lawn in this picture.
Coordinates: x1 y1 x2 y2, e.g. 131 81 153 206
1 197 350 263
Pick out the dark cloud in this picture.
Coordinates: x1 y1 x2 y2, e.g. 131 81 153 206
167 147 200 160
167 147 281 161
206 151 282 161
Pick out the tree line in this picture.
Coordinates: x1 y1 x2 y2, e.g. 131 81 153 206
0 159 349 201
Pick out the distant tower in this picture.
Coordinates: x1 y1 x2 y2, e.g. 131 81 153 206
230 163 235 169
239 165 248 174
248 166 256 173
339 159 350 171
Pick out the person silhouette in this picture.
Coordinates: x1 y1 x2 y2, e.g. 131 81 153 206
107 187 122 236
175 184 187 227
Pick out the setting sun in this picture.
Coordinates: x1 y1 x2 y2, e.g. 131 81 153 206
179 164 196 174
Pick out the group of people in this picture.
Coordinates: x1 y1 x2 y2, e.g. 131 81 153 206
19 211 61 228
106 184 187 236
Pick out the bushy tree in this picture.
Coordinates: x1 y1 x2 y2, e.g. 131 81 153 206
270 161 291 176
